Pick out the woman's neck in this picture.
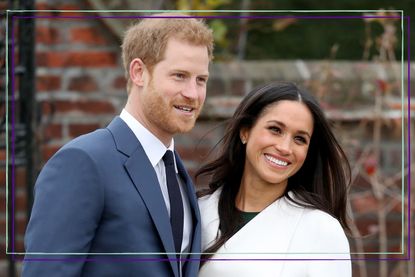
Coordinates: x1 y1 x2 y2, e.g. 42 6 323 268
235 175 287 212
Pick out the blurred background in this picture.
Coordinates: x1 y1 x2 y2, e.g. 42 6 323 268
0 0 414 276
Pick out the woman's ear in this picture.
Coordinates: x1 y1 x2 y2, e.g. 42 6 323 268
240 128 249 144
129 58 147 87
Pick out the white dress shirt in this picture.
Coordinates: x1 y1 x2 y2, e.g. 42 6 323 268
120 109 192 254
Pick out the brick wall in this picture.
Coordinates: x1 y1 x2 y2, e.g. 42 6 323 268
1 2 414 276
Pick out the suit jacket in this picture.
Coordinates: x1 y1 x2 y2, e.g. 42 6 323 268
23 117 201 277
198 188 351 277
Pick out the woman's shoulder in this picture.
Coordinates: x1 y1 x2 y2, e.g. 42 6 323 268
301 208 343 233
284 193 349 249
285 192 343 232
294 206 349 253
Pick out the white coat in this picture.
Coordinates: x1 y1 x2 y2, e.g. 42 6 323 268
198 188 352 277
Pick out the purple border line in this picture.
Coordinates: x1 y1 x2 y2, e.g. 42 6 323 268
10 14 16 257
16 256 411 262
13 15 402 20
407 15 411 261
9 13 410 263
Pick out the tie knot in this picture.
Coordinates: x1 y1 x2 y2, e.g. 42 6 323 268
163 150 175 167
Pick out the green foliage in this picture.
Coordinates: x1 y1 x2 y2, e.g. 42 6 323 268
176 0 230 10
175 0 413 61
210 19 228 48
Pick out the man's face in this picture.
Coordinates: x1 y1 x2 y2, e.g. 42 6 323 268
139 38 210 142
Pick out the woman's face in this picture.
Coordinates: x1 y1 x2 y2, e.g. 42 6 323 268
240 100 314 190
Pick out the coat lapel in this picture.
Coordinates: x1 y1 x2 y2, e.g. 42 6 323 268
107 117 179 276
199 189 305 277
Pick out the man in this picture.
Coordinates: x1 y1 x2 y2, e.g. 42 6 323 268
23 13 214 277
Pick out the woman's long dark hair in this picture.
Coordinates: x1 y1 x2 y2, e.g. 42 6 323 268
196 82 351 261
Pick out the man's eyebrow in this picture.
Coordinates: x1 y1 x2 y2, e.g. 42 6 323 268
170 69 209 78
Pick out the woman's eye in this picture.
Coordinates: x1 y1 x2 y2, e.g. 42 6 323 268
295 136 307 144
269 126 281 134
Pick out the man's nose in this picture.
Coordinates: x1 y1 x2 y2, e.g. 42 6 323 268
181 79 199 99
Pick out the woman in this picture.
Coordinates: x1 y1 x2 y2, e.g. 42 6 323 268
197 82 352 276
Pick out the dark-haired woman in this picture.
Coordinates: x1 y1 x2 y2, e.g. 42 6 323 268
197 82 352 276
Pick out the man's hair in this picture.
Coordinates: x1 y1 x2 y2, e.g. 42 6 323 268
121 13 214 92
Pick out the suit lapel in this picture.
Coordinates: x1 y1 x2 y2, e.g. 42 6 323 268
175 152 201 277
175 152 200 226
107 117 179 277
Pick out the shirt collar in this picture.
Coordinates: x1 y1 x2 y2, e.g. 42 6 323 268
120 109 174 167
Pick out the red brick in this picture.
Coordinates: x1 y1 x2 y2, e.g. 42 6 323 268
356 216 403 237
0 216 27 250
390 201 404 213
351 194 379 214
40 101 53 116
58 4 85 17
0 169 5 187
11 75 20 91
362 242 403 255
0 196 4 213
44 123 62 140
231 79 246 96
69 123 100 137
15 190 27 213
34 3 55 16
36 26 60 45
352 173 372 189
35 2 51 10
68 75 98 92
15 168 27 188
14 239 26 253
113 76 127 90
35 3 84 16
386 219 403 237
0 150 6 161
36 75 61 91
59 3 81 9
70 27 107 45
0 191 25 215
176 145 211 163
37 52 117 67
389 102 415 110
41 144 62 161
0 2 7 11
54 100 115 114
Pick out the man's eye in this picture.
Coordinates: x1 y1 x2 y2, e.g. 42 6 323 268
174 73 185 79
197 77 207 84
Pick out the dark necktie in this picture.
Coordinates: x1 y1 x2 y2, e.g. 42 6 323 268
163 150 184 256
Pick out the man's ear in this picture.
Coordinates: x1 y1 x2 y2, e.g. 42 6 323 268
129 58 147 87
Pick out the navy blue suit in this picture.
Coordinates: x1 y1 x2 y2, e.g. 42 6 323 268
23 117 201 277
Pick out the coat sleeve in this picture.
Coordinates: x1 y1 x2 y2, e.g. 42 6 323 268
22 147 104 277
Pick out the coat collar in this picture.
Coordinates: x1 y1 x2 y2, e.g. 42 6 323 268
199 187 305 275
